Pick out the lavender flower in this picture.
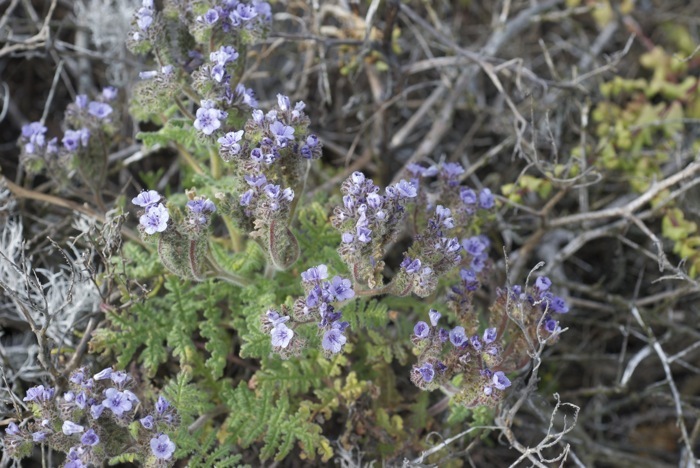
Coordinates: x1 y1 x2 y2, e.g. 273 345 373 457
417 363 435 383
87 101 113 119
24 385 55 403
140 415 155 429
102 388 133 416
483 327 497 344
271 323 294 348
449 327 468 347
5 422 20 435
413 321 430 339
301 265 328 283
550 296 569 314
32 431 48 442
429 309 441 327
156 396 170 415
401 256 422 274
62 128 90 151
21 122 47 153
329 276 355 301
201 8 219 25
535 276 552 292
90 404 105 419
81 429 100 446
322 327 347 353
270 120 295 147
460 187 477 206
194 101 227 135
139 203 169 234
93 367 113 380
544 318 560 334
150 433 176 460
62 421 85 435
479 188 495 209
102 86 118 100
492 371 511 390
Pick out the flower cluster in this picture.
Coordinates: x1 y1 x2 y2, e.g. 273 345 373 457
409 309 511 407
19 88 117 171
3 367 178 466
503 275 570 338
331 172 418 287
262 265 356 358
133 190 169 235
194 0 272 36
213 94 321 268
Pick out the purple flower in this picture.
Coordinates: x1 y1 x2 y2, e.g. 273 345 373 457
483 327 497 344
88 101 113 119
75 95 88 109
401 256 422 274
413 321 430 339
269 120 295 147
150 434 176 460
441 162 464 182
5 422 20 435
156 396 170 415
65 447 86 468
24 385 55 403
232 3 258 22
434 205 454 229
277 94 291 111
301 265 328 283
417 363 435 383
140 415 155 429
330 276 355 301
356 226 372 243
322 327 347 353
70 368 87 385
32 431 48 442
544 318 560 334
245 173 267 187
186 198 216 214
110 371 129 386
21 122 47 153
139 203 169 234
535 276 551 292
240 190 255 207
102 388 133 416
194 102 226 135
462 237 486 256
438 328 449 343
460 187 477 205
132 190 161 208
90 404 105 419
394 179 418 199
136 6 153 30
62 421 85 435
449 327 468 347
75 392 87 409
470 335 483 351
492 371 511 390
102 86 117 100
479 188 495 209
203 8 219 25
428 309 441 327
271 323 294 348
81 429 100 446
550 296 569 314
210 46 239 65
93 367 112 380
218 130 243 152
341 232 354 244
236 84 258 107
62 128 90 151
